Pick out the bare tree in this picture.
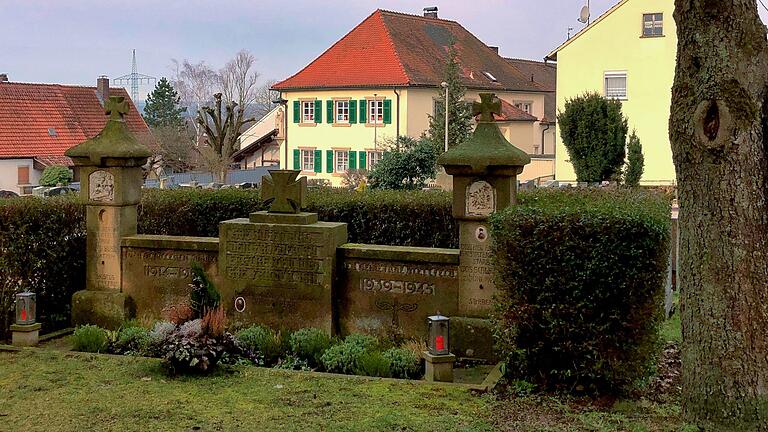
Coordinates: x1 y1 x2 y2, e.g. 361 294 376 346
197 93 256 182
151 124 196 172
219 50 260 118
670 0 768 429
253 79 279 120
171 59 217 139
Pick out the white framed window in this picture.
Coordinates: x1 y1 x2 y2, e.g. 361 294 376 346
335 150 349 172
335 100 350 123
604 72 627 100
301 149 314 171
367 151 383 169
369 100 384 123
642 13 663 37
302 101 314 123
514 101 533 114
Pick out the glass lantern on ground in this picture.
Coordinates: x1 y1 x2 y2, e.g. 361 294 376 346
15 292 36 325
427 314 450 356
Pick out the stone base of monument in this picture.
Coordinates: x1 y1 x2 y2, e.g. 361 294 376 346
423 351 456 382
10 323 41 347
451 317 498 361
71 290 132 330
219 211 348 335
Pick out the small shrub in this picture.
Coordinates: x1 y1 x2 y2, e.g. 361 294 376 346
71 325 108 353
289 328 333 368
39 165 73 187
201 307 226 338
162 330 238 375
190 263 220 318
274 355 311 371
355 351 391 378
237 325 284 366
112 326 151 355
490 188 670 394
383 347 421 379
320 334 379 374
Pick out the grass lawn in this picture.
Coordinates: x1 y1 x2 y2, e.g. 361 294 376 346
0 344 687 432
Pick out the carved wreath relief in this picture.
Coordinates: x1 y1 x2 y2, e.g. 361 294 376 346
89 170 115 202
466 180 495 216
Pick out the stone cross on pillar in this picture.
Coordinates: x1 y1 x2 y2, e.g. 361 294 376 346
437 92 531 317
65 95 151 329
472 93 502 122
261 170 307 214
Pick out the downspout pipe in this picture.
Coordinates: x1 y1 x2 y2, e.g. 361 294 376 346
393 88 401 141
541 123 551 154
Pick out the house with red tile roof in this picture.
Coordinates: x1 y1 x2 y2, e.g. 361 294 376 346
270 8 556 186
0 75 156 195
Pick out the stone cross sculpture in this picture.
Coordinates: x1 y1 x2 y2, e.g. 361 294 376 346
105 97 130 121
472 93 502 123
261 170 307 214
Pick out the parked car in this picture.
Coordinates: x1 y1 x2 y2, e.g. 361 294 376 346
0 190 19 198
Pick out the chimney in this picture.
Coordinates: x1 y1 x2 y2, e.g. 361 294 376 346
489 46 499 55
0 73 8 83
423 6 438 18
96 75 109 104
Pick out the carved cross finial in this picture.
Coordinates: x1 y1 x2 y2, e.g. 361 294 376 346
472 93 502 122
105 96 130 121
261 170 307 214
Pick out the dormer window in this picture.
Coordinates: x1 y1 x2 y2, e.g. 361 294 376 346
482 71 498 82
642 13 663 37
48 128 57 137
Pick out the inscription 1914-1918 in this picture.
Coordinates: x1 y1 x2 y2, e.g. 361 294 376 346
224 224 329 287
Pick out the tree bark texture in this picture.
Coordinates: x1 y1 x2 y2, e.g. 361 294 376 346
671 1 768 429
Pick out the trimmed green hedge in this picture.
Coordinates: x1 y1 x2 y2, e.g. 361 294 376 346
138 188 457 248
490 188 670 394
0 197 86 338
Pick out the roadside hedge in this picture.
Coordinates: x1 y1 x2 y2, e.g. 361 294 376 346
490 188 670 394
0 197 86 338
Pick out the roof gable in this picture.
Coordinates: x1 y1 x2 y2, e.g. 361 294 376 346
546 0 630 60
273 10 544 92
272 10 409 90
0 82 156 162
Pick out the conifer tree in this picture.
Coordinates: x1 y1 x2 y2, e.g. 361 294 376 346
624 131 644 187
428 45 472 151
143 77 186 128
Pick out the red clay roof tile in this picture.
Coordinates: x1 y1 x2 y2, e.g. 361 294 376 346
273 10 544 93
0 82 157 164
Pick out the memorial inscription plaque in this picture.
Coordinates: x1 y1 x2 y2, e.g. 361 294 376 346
338 245 459 338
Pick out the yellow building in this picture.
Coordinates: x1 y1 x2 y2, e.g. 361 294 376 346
272 8 556 186
546 0 677 185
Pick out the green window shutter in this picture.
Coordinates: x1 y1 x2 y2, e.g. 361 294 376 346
349 151 357 170
326 150 334 173
349 100 357 124
326 100 334 124
293 149 300 170
293 101 300 123
359 151 367 170
314 150 322 173
314 100 322 123
359 99 367 124
383 99 392 124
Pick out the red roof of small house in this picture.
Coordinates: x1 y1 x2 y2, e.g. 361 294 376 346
505 58 557 123
0 81 157 165
477 99 538 122
273 10 545 93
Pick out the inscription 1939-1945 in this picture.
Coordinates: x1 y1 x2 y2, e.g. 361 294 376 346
224 224 328 287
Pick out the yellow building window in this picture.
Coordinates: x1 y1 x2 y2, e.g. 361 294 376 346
642 13 663 37
335 100 350 123
605 72 627 100
302 101 315 123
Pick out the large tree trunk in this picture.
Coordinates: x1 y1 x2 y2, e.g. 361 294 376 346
670 1 768 429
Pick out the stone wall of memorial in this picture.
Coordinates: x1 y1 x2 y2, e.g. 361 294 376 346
337 244 460 338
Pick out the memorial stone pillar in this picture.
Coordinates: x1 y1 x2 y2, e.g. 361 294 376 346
66 96 151 329
437 93 530 358
219 170 347 334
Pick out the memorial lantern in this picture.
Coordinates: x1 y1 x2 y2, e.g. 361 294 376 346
15 292 36 325
427 314 450 356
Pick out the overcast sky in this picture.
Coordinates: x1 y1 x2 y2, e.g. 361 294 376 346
2 0 768 101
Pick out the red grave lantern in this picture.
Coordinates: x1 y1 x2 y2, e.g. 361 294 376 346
427 314 450 356
15 292 36 325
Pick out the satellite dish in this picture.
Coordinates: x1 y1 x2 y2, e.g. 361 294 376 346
578 5 590 24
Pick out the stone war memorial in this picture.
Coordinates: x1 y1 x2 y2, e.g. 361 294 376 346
72 93 530 360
